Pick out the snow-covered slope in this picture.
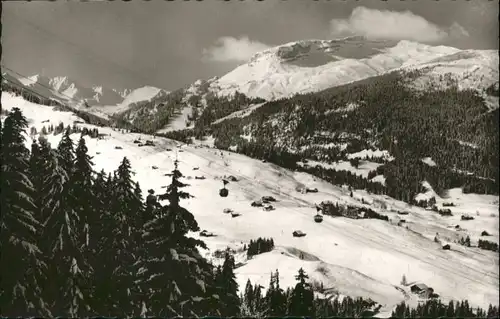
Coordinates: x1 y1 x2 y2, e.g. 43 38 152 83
122 86 164 107
205 37 498 101
88 86 169 117
3 91 498 314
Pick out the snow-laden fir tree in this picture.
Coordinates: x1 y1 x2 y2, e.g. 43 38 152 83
41 132 93 316
141 159 218 317
130 181 148 315
240 280 266 317
112 157 144 315
29 140 43 218
32 136 54 224
94 157 140 316
56 128 75 175
0 108 51 316
90 169 118 315
72 137 96 251
90 169 108 255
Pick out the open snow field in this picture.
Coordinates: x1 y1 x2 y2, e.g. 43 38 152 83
2 92 498 314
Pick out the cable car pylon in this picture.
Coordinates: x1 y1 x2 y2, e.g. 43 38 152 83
219 179 229 197
314 204 323 223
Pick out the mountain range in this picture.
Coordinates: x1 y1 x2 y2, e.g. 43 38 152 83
3 37 498 127
104 37 497 136
1 69 169 118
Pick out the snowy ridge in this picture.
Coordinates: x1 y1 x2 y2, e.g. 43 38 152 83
121 86 164 107
3 91 498 314
406 49 499 95
2 70 166 116
91 86 169 117
204 38 498 101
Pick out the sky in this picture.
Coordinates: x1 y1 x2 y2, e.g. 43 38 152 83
2 0 498 91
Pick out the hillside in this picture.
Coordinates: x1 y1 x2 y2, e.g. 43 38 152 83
1 91 499 315
162 69 499 208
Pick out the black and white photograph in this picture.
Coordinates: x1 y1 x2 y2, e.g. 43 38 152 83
1 0 499 317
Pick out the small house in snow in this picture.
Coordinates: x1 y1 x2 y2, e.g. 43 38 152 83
410 283 434 298
251 200 263 207
293 230 306 237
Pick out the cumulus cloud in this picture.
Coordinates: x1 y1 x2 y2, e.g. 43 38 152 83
330 6 469 43
202 36 271 63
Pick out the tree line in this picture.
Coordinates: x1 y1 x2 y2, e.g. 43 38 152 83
391 299 499 318
478 239 499 252
246 237 275 258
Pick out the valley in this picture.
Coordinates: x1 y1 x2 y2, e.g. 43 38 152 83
1 91 498 315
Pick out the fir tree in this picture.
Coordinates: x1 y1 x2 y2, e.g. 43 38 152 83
133 181 146 230
144 189 160 223
29 140 45 224
94 158 139 316
90 170 119 315
447 300 455 317
0 108 50 316
287 268 315 316
253 283 265 316
90 169 108 254
465 235 471 247
42 145 93 316
265 270 286 316
214 250 240 316
241 279 255 315
56 128 75 176
72 137 95 251
141 159 217 317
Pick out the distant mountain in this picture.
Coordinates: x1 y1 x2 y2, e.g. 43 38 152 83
0 70 167 118
115 37 498 134
14 73 123 107
204 36 496 100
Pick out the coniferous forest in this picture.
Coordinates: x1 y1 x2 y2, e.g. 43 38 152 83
1 107 499 318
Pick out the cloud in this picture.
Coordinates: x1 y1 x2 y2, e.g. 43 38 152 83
202 36 271 63
330 6 469 43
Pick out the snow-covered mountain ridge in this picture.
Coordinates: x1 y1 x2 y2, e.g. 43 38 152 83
115 37 498 135
207 37 498 100
1 71 168 117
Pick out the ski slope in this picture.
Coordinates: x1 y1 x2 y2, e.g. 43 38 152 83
2 92 499 314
